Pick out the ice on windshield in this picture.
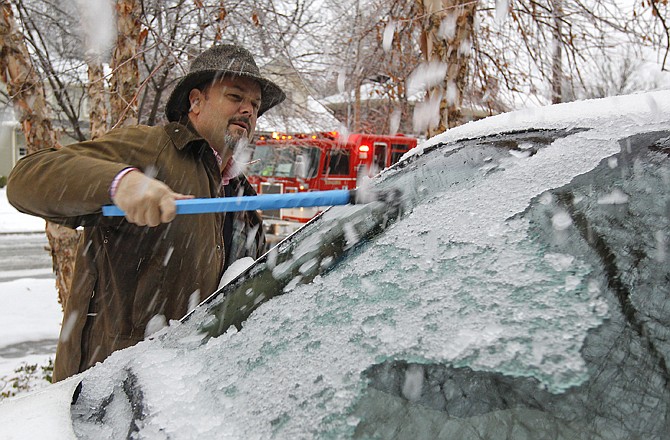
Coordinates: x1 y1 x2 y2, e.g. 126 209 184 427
73 125 670 438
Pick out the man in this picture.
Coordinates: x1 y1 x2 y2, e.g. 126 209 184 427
7 44 285 381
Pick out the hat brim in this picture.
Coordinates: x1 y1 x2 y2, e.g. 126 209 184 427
165 69 286 122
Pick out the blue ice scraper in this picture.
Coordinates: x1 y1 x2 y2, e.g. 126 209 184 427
102 188 401 216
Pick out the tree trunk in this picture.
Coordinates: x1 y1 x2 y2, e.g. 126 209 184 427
0 2 58 154
110 0 141 127
45 223 81 309
87 59 108 139
417 0 477 137
354 80 361 133
0 1 79 309
551 0 563 104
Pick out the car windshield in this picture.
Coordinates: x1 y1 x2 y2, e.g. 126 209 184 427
249 144 321 178
72 126 670 439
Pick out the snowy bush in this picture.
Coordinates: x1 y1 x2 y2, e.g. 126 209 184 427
0 358 53 400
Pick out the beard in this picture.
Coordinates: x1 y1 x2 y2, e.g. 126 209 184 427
223 132 244 152
224 117 253 170
225 132 253 166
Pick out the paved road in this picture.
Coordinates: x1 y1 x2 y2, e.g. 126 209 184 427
0 232 54 282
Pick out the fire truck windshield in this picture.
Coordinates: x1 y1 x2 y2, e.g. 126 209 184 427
250 145 321 179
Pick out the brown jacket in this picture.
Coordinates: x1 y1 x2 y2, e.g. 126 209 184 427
7 122 264 381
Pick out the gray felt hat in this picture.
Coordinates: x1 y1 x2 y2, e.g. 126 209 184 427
165 44 286 122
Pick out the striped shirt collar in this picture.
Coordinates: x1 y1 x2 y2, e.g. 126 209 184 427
211 147 240 186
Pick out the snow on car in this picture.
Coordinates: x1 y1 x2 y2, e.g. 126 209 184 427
1 90 668 439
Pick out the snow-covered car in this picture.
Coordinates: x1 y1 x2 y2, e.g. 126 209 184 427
1 90 669 439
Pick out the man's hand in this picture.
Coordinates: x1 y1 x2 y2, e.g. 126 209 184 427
112 170 194 227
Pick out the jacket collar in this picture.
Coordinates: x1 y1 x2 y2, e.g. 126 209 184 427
165 120 205 151
165 120 245 184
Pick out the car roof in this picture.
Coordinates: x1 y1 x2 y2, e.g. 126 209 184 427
401 90 669 165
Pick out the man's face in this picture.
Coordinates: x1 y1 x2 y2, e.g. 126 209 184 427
188 76 262 160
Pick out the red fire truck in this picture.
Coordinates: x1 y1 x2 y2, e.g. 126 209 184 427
246 131 418 226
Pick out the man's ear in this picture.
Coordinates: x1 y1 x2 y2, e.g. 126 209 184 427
188 89 202 114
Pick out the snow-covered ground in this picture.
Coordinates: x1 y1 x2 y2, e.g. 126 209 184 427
0 188 61 385
0 188 47 234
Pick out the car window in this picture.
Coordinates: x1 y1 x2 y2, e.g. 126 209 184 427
72 129 669 439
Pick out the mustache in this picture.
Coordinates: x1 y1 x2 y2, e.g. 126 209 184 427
229 117 251 128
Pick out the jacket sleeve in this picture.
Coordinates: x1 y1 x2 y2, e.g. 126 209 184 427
7 126 162 228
